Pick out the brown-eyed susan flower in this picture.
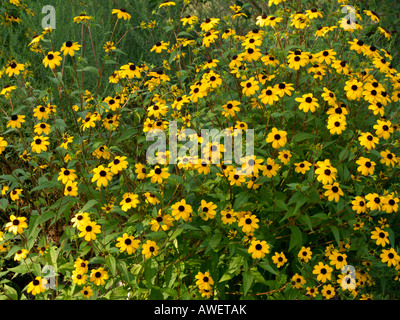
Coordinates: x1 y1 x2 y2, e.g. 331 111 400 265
287 50 309 70
358 132 379 150
120 192 140 212
328 251 347 270
371 227 390 247
356 157 375 176
298 246 312 263
71 270 88 285
142 240 159 259
327 115 346 135
81 286 93 298
291 273 306 289
71 211 90 229
199 200 217 221
377 27 392 40
258 86 279 106
27 277 47 296
272 252 287 268
1 185 9 196
373 120 393 139
59 133 73 149
111 8 131 20
19 150 31 162
351 196 367 214
181 14 198 26
120 63 141 79
240 77 259 97
331 59 350 75
104 41 116 52
262 158 280 178
323 182 344 202
64 181 78 197
78 220 101 241
58 168 78 184
221 209 236 225
149 210 174 231
306 286 319 297
228 171 246 186
364 10 379 22
90 268 109 286
5 215 28 235
365 193 384 211
313 262 333 283
135 163 147 180
116 233 140 254
200 17 220 32
278 150 292 165
73 13 93 24
295 93 319 113
7 114 25 129
315 161 337 185
238 214 259 234
33 105 50 120
151 41 169 53
33 122 51 135
344 78 364 100
195 272 214 291
6 60 25 77
241 155 264 175
171 199 193 221
31 135 50 153
382 196 399 214
221 100 240 117
43 51 62 69
321 284 335 300
380 248 399 267
74 258 89 274
91 165 113 187
108 156 128 174
248 240 270 259
10 188 22 201
266 127 287 149
147 165 170 184
0 84 17 96
305 8 323 19
60 41 81 56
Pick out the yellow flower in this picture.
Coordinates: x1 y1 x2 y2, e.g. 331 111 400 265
248 240 270 259
120 192 140 212
111 8 131 20
31 135 50 153
90 268 109 286
78 220 101 241
142 240 159 259
91 165 113 187
27 277 47 296
60 41 81 56
116 233 140 254
43 51 62 69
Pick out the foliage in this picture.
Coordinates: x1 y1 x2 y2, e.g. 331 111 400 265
0 0 400 301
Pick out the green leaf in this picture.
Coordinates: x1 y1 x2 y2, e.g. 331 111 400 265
81 199 99 212
330 226 340 246
289 226 303 251
106 255 117 276
233 192 249 210
242 271 253 295
3 284 18 300
291 132 315 143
